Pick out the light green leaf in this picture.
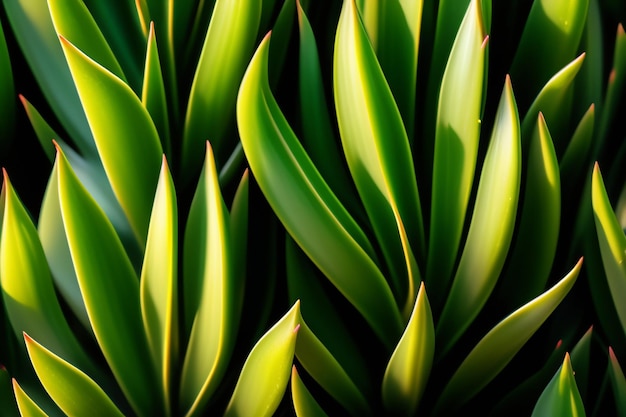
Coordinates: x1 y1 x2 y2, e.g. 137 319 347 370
531 353 586 417
55 146 161 416
498 112 561 308
521 53 586 152
437 76 521 354
591 164 626 335
0 171 93 374
224 301 301 417
334 0 425 295
48 0 125 81
382 282 434 416
435 259 582 413
426 0 487 306
140 156 178 415
295 318 369 416
24 334 124 417
181 0 262 183
179 143 234 416
608 347 626 415
12 380 48 417
3 0 95 157
142 22 171 157
59 36 163 247
291 366 329 417
238 32 402 348
510 0 589 110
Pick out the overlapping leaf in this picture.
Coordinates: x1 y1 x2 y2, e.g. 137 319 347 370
531 354 585 417
238 32 402 348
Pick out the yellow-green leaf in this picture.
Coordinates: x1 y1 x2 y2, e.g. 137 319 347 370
24 334 124 417
437 76 521 354
382 282 434 416
12 380 48 417
224 301 301 417
292 366 329 417
426 0 487 306
140 156 178 415
531 353 586 417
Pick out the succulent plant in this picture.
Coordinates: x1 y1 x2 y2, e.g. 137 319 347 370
0 0 624 415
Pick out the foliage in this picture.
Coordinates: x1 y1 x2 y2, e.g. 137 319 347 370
0 0 624 415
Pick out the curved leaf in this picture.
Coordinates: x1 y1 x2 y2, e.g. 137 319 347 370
3 0 94 156
382 282 434 416
179 143 234 416
55 145 160 416
292 366 329 417
0 171 92 373
435 259 582 413
48 0 125 81
142 22 171 156
608 347 626 415
0 18 15 153
334 0 425 295
510 0 589 110
521 53 586 152
531 353 585 417
591 163 626 335
437 76 521 354
426 0 487 306
59 36 163 247
238 32 402 348
12 380 48 417
224 302 301 417
181 0 262 182
140 156 178 414
560 104 595 195
229 169 249 334
498 112 561 308
295 318 369 416
24 334 124 417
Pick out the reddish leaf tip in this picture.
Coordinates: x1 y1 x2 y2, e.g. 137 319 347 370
481 35 490 49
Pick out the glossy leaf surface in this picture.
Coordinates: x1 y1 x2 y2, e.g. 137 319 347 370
531 354 585 417
291 366 329 417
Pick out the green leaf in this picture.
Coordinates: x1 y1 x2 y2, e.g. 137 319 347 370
48 0 126 81
295 318 369 416
285 237 372 397
382 282 434 416
510 0 589 110
435 259 582 413
59 36 163 247
591 164 626 335
140 156 178 415
375 0 423 139
229 169 249 334
531 353 586 417
560 104 595 195
3 0 95 156
0 171 93 373
296 1 361 218
520 53 586 153
608 347 626 415
426 0 487 306
498 112 561 308
570 326 593 400
334 0 425 295
12 380 48 417
224 301 301 417
573 0 603 120
291 366 329 417
54 145 161 415
179 143 234 416
238 32 402 348
0 18 15 153
0 367 19 417
142 22 171 157
181 0 262 183
24 334 124 417
437 76 521 354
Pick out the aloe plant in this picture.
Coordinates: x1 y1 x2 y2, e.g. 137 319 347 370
0 0 624 415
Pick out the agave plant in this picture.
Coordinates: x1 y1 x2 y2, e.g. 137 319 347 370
235 0 626 414
0 0 624 415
